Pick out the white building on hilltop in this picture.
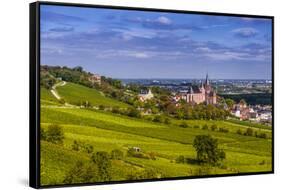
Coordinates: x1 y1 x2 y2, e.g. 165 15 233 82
138 89 154 102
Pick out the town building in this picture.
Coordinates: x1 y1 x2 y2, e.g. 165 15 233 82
138 89 154 102
173 74 217 105
88 74 101 85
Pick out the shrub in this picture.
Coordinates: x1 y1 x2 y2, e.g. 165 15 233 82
72 140 80 151
153 115 163 123
45 124 64 144
111 149 124 160
91 151 112 181
202 124 209 130
84 144 94 154
219 127 229 133
259 160 266 165
71 140 94 154
176 155 186 163
98 105 105 110
211 124 218 131
63 161 99 184
126 168 160 180
179 122 189 128
59 98 65 104
112 106 120 114
257 133 268 139
193 125 200 129
236 129 243 135
244 128 254 136
127 108 141 118
164 117 171 124
40 128 46 141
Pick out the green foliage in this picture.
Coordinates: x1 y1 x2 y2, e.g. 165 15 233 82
225 98 235 109
126 168 160 180
40 106 272 185
257 133 268 139
91 151 112 181
45 124 64 144
193 125 200 129
63 161 99 184
202 124 209 130
220 93 272 105
41 65 94 88
175 155 186 163
244 128 254 136
164 117 171 124
170 103 230 120
111 149 124 160
236 129 243 135
179 122 189 128
193 135 226 165
40 71 56 89
153 115 164 123
211 124 218 131
192 166 211 176
127 108 141 118
40 128 47 141
218 127 229 133
71 140 94 154
56 83 129 108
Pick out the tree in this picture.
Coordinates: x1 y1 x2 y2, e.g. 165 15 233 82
63 161 99 184
225 98 235 109
73 66 83 72
46 124 64 144
193 135 225 165
91 151 112 181
244 128 254 136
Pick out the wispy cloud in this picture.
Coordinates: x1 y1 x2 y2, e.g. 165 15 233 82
41 11 86 24
49 26 74 32
232 27 258 38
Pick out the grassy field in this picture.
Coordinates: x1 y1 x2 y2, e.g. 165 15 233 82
40 106 272 185
40 83 272 186
56 82 130 108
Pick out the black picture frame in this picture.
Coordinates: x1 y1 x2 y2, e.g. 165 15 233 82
30 1 274 189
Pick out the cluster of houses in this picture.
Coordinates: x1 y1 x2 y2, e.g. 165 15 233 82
138 89 154 102
88 74 101 85
231 101 272 124
89 72 271 125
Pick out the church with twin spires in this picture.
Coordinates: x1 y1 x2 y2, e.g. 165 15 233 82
176 74 217 105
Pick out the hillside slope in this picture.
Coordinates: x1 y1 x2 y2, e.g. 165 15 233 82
56 82 130 108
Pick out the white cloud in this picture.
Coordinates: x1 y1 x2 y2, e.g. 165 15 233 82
232 27 258 37
195 47 212 53
156 16 172 25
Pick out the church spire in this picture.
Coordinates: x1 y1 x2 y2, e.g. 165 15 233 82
205 73 210 85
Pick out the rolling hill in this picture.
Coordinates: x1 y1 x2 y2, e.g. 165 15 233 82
56 82 130 108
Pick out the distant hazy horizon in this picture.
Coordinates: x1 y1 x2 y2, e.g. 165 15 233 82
41 5 272 79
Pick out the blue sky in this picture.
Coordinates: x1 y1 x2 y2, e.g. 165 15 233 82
40 5 272 79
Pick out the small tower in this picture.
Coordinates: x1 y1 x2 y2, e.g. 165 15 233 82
205 73 210 86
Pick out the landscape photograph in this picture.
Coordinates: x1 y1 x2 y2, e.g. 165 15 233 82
40 4 273 186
